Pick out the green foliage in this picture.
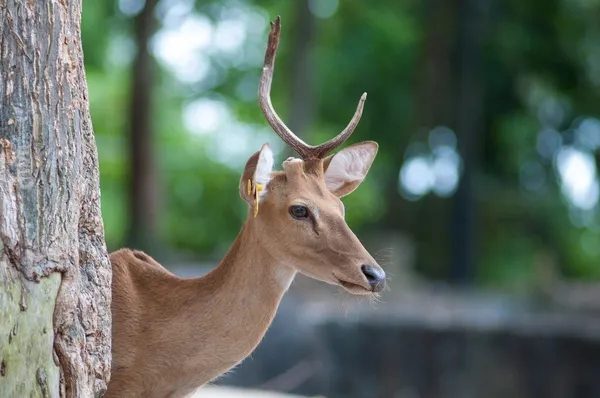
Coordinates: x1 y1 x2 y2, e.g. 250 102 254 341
83 0 600 285
87 67 130 248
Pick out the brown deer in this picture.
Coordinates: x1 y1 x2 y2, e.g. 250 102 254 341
105 16 386 398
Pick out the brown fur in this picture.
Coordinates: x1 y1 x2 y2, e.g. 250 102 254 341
104 143 384 398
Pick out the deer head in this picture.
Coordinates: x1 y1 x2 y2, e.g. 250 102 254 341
238 16 385 295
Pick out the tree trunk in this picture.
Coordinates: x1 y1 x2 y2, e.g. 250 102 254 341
449 0 489 283
287 0 315 139
0 1 111 397
126 0 159 253
382 0 458 277
271 0 317 160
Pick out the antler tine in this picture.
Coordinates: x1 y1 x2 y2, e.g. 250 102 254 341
312 93 367 159
258 16 368 160
258 16 312 159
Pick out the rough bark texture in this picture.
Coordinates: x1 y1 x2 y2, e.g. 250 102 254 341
0 0 112 397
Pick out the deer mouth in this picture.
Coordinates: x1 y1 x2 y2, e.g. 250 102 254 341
335 276 372 295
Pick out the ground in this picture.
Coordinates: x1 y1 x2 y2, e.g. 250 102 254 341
194 386 323 397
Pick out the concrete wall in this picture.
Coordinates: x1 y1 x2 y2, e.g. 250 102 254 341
218 288 600 398
314 317 600 398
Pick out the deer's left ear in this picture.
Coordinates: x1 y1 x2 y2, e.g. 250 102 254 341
240 143 274 205
323 141 378 198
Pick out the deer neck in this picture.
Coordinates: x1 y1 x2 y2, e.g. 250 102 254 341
201 220 297 303
183 220 296 371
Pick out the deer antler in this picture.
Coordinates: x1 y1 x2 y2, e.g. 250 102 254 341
258 16 367 160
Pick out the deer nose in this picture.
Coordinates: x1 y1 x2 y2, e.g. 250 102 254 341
361 264 386 292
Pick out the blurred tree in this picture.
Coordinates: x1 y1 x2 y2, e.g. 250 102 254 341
127 0 161 253
287 0 316 145
450 0 490 283
406 0 457 279
82 0 600 285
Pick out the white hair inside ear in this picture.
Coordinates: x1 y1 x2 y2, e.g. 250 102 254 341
324 142 378 197
253 144 274 201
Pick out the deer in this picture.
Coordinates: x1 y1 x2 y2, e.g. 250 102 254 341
104 16 386 398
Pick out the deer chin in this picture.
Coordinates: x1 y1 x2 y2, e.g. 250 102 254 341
334 275 373 295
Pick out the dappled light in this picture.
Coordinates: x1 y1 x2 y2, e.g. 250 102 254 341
119 0 146 16
83 0 600 281
536 128 562 159
399 126 462 200
152 13 213 83
184 98 231 134
74 0 600 396
183 97 284 167
151 0 268 84
555 146 599 211
308 0 339 19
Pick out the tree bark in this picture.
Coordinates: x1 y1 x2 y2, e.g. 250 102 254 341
0 1 111 397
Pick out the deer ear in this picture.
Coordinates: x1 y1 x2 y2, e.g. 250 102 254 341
323 141 378 198
240 144 274 205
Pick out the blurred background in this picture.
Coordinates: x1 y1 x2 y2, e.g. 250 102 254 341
84 0 600 397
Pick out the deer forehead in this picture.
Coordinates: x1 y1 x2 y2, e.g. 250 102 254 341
266 176 344 217
262 158 344 214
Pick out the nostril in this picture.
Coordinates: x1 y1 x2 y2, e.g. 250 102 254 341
361 264 386 286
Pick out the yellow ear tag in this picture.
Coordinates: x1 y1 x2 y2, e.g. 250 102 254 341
253 183 263 217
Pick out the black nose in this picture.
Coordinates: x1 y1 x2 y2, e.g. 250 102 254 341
361 264 386 292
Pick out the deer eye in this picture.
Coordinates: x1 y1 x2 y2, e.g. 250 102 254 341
289 205 309 220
